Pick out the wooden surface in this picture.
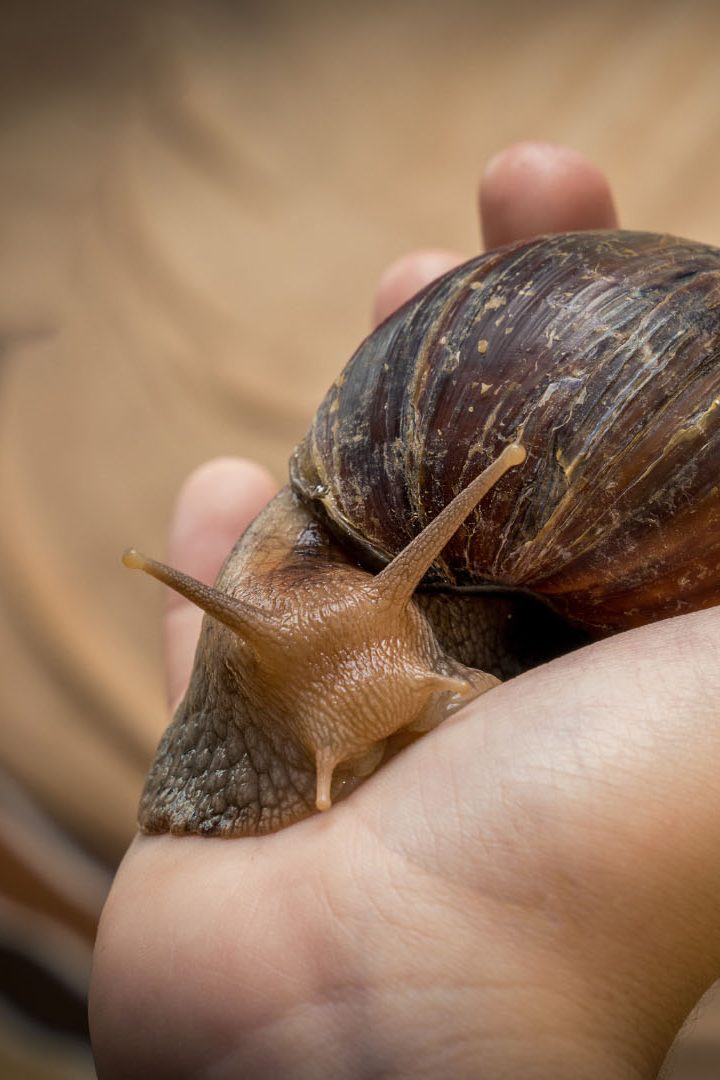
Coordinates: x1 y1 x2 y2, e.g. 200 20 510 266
1 0 720 1075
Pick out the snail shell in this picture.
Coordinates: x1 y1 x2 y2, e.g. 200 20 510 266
292 230 720 634
128 230 720 836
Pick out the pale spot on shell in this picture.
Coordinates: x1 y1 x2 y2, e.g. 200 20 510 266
483 295 506 312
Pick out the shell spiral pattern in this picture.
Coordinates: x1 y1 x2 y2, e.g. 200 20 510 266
292 231 720 633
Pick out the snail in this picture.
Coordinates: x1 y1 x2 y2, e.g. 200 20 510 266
124 229 720 836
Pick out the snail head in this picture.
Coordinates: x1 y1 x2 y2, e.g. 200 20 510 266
124 443 525 815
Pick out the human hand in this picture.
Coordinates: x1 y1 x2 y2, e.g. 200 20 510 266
91 144 719 1080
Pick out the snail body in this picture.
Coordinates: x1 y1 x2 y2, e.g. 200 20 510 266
126 230 720 836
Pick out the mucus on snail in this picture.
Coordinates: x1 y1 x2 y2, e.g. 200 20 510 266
125 230 720 836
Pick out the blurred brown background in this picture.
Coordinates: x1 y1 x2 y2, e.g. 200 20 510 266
1 0 720 1076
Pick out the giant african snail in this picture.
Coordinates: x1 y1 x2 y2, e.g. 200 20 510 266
124 230 720 836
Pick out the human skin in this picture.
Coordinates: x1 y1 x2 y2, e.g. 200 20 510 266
90 143 720 1079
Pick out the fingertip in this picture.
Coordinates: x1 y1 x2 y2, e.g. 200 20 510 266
480 141 618 250
372 250 464 326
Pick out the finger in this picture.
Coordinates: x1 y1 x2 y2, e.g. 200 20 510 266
372 144 618 326
372 250 464 326
165 457 277 710
480 141 618 250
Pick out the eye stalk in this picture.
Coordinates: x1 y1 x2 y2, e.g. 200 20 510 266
372 442 526 607
121 548 277 650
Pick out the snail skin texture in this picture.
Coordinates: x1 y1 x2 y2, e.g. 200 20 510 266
125 230 720 836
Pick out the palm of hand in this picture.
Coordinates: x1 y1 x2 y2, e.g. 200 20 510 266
93 605 720 1079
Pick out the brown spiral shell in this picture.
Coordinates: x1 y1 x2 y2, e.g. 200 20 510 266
291 231 720 635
